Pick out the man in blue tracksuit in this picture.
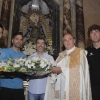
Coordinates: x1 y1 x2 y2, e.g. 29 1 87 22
0 32 26 100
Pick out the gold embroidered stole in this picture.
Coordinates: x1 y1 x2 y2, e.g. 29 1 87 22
69 48 82 100
55 48 82 100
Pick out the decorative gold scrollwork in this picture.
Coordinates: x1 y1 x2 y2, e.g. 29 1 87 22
20 9 52 46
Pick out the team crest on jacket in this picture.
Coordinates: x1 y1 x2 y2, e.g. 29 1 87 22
89 52 94 56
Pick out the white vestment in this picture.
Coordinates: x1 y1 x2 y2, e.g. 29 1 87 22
44 47 92 100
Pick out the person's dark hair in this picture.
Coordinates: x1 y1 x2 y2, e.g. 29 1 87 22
0 24 3 29
12 32 23 39
88 24 100 37
36 37 47 45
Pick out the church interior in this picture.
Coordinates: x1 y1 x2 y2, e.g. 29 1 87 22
0 0 100 58
0 0 100 100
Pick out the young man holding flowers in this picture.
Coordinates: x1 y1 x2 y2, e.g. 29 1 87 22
28 37 56 100
0 32 26 100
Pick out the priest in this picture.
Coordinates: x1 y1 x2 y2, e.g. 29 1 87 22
44 32 92 100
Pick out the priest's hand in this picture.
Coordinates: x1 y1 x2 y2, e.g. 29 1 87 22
51 67 62 74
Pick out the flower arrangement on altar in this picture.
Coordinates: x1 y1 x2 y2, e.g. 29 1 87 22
21 41 36 56
21 41 55 56
0 57 51 72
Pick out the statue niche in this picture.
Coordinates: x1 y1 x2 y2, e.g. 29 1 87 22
20 10 53 55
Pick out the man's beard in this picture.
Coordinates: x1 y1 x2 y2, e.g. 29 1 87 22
13 43 22 49
0 36 6 48
37 46 45 52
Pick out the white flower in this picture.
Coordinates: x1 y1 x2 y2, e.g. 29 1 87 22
22 41 36 55
0 61 6 68
31 57 40 62
27 64 31 68
13 63 20 68
7 60 13 65
27 63 35 69
40 62 46 68
25 59 31 66
0 57 52 72
31 63 36 69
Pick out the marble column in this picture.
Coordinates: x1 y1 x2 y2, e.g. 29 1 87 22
76 0 85 48
70 0 76 39
63 0 71 34
7 0 15 47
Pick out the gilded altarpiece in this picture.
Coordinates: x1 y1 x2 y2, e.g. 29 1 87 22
11 0 63 59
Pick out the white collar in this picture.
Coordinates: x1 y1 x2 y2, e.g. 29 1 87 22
66 46 75 54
